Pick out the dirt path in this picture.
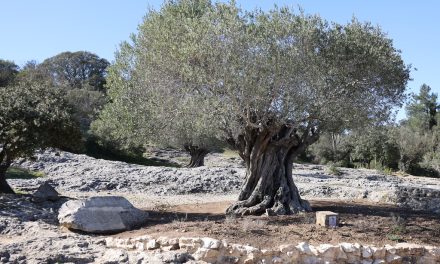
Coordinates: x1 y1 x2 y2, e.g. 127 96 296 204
115 199 440 248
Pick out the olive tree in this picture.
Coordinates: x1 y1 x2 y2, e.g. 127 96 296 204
93 21 222 167
0 84 81 193
104 0 409 214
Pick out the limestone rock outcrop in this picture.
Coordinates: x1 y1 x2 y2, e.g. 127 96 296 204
58 196 148 233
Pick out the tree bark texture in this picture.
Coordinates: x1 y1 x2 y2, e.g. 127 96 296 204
184 145 208 168
0 162 14 194
226 125 319 216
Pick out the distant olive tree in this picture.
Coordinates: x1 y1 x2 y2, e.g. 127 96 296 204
93 22 222 167
100 0 409 215
0 84 81 193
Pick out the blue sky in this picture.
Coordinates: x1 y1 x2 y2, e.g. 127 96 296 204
1 1 439 118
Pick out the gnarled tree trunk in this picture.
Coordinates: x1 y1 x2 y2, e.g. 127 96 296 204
226 125 319 216
0 161 14 194
184 145 209 168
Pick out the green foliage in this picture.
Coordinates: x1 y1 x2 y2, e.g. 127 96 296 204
6 167 45 179
96 0 409 163
350 126 400 170
405 84 438 131
93 1 224 153
309 84 440 178
395 125 429 173
84 136 180 167
326 164 343 176
65 88 107 133
39 51 110 91
16 52 110 139
387 213 407 241
0 59 19 87
308 132 352 166
0 84 82 162
396 84 440 176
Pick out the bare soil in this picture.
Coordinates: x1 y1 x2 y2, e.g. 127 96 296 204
117 199 440 247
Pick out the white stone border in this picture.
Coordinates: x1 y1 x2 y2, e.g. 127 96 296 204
105 236 440 263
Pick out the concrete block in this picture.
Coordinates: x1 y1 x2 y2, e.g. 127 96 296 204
316 211 339 228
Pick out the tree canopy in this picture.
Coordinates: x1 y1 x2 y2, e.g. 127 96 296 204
17 52 111 134
39 51 110 91
406 84 438 131
0 84 81 193
0 59 19 87
96 0 410 215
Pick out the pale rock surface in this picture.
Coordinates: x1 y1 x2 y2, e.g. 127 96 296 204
98 249 129 264
32 181 59 202
58 196 148 233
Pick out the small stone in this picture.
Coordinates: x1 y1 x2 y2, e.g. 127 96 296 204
179 237 203 253
135 242 146 251
372 246 386 259
318 244 339 260
340 242 361 255
193 248 220 263
243 253 257 264
147 239 159 250
98 249 129 264
296 242 318 256
386 254 402 264
201 237 221 249
32 181 59 203
271 256 283 263
279 244 295 253
362 246 373 258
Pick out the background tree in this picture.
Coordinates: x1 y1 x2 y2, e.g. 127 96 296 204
0 59 19 87
397 84 439 175
349 126 400 170
0 84 81 193
39 51 109 91
16 60 52 86
102 0 409 215
92 15 222 167
308 132 352 166
17 52 110 135
405 84 438 131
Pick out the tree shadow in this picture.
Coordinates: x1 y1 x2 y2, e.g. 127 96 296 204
141 210 226 226
293 173 333 180
0 194 67 227
311 200 439 220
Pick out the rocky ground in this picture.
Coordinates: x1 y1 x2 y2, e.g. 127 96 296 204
10 149 440 203
1 149 440 263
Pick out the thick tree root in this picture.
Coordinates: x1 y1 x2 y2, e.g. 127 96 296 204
226 195 311 216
